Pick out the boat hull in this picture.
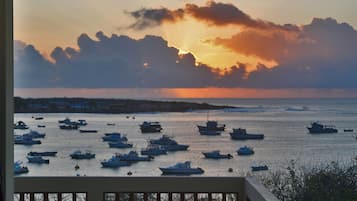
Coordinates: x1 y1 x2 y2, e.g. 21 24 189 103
230 133 264 140
307 127 338 134
160 168 204 175
161 145 189 151
28 151 57 156
203 153 232 159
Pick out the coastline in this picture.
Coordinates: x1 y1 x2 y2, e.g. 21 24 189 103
14 97 235 114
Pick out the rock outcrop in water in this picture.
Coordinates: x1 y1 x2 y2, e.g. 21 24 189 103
14 97 235 113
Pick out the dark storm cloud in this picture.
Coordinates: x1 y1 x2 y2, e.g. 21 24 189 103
127 1 299 31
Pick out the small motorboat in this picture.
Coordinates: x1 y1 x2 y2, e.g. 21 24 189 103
14 136 41 145
14 161 29 175
37 125 46 128
34 117 44 120
141 145 168 156
14 121 29 129
27 156 50 164
107 123 115 126
27 151 57 157
159 161 204 175
344 129 354 132
197 121 225 132
101 156 131 168
251 165 269 172
199 130 222 136
149 135 189 151
70 150 95 159
79 129 98 133
202 150 233 159
237 146 255 156
77 119 88 126
307 122 338 134
108 141 133 149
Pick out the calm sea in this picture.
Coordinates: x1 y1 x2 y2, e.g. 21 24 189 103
14 98 357 177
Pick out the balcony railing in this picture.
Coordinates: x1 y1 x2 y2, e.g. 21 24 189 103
14 176 279 201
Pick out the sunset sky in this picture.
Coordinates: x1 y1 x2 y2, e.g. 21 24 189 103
13 0 357 98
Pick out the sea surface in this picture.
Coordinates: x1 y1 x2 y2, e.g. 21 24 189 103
14 98 357 177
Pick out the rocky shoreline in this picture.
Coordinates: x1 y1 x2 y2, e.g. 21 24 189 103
15 97 235 114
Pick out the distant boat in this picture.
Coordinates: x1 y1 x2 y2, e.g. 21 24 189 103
230 128 264 140
159 161 204 175
149 135 189 151
58 118 72 124
59 124 79 130
116 151 152 162
37 125 46 128
237 146 254 156
70 150 95 159
307 122 338 134
197 121 225 132
141 145 168 156
14 121 29 129
77 119 88 126
79 129 97 133
108 141 133 148
199 130 221 136
140 121 163 133
202 150 233 159
344 129 354 132
23 130 45 138
251 165 268 172
27 151 57 157
14 161 29 175
14 136 41 145
102 133 128 142
107 123 115 126
101 155 131 168
27 156 49 164
34 117 44 120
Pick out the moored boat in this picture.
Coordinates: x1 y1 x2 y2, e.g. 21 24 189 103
79 129 97 133
59 124 79 130
202 150 233 159
102 133 128 142
23 130 46 138
27 156 50 164
230 128 264 140
140 121 163 133
14 161 29 175
101 155 131 168
197 121 225 132
307 122 338 134
116 151 152 162
14 121 29 129
149 135 189 151
141 145 168 156
199 130 222 136
14 136 41 145
70 150 95 159
159 161 204 175
237 146 254 155
108 141 133 148
27 151 57 157
251 165 269 172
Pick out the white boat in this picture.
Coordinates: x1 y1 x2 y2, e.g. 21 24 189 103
159 161 204 175
23 130 46 138
27 156 49 164
70 150 95 159
78 119 88 126
14 161 29 175
237 146 254 155
108 141 133 148
101 156 131 168
102 133 128 142
14 121 29 129
202 150 233 159
149 135 189 151
141 145 167 156
116 151 152 162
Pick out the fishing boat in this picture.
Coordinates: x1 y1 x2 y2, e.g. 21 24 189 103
141 145 168 156
101 156 131 168
230 128 264 140
197 121 225 132
116 151 152 162
149 135 189 151
159 161 204 175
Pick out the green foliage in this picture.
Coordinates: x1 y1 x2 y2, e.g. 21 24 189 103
262 160 357 201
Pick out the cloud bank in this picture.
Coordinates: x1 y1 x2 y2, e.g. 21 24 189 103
14 1 357 89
